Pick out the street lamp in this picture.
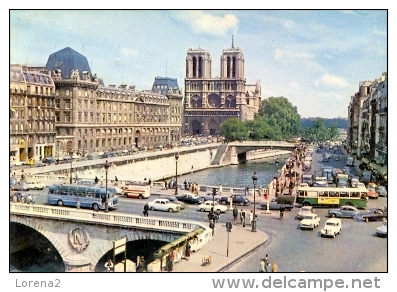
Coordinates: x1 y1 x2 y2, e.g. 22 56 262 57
82 135 86 157
104 160 110 213
57 141 60 165
69 160 73 184
174 153 179 195
251 172 258 232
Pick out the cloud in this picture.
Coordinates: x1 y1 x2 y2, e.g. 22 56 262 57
289 81 300 90
315 74 349 88
372 29 387 37
274 48 313 60
120 48 139 57
173 11 239 36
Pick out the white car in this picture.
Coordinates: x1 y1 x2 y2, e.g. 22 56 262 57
197 201 228 213
147 198 180 212
300 214 321 230
26 181 46 190
376 221 387 238
320 218 342 238
296 206 314 220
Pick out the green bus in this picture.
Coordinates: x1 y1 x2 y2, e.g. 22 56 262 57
296 186 368 209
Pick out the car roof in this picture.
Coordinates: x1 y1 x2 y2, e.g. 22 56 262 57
326 218 341 223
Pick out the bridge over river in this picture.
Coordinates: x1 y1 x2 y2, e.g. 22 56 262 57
10 203 211 272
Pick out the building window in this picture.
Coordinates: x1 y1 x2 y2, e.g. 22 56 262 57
55 99 60 108
66 90 70 96
65 99 70 109
65 112 70 122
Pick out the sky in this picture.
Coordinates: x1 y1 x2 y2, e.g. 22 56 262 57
9 9 387 119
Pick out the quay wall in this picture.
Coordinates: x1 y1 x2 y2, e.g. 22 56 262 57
14 145 293 189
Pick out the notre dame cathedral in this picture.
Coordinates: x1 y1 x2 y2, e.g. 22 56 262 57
183 42 262 136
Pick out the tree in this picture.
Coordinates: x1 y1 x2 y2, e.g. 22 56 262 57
256 97 301 140
219 118 249 141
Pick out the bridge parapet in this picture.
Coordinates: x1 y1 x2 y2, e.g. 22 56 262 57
10 203 204 234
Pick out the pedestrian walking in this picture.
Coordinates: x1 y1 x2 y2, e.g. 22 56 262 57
219 184 223 194
241 209 246 227
31 194 36 205
239 209 243 224
264 254 270 272
114 176 118 186
249 210 254 225
209 219 215 236
76 199 80 210
27 193 32 204
143 203 149 217
232 206 238 225
185 241 191 259
184 180 187 190
272 261 278 272
259 259 266 272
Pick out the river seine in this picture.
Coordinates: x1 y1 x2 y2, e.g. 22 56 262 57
10 153 290 272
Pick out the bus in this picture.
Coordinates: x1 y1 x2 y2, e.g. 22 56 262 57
47 184 119 211
296 186 368 209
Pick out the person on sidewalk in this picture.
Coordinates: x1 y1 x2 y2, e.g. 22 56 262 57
232 206 238 225
239 209 243 224
209 219 215 236
241 209 246 227
249 210 254 225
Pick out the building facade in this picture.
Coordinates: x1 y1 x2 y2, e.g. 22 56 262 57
184 45 261 136
10 65 56 164
347 72 387 182
10 47 183 161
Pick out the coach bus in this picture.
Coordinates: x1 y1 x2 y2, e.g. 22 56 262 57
296 186 368 209
47 184 119 211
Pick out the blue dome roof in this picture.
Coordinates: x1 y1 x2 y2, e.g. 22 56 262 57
45 47 92 80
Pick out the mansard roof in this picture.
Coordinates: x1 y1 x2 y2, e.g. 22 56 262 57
45 47 92 80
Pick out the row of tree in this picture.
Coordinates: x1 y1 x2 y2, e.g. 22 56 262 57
219 97 340 142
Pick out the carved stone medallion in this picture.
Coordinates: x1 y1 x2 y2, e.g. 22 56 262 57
68 227 90 253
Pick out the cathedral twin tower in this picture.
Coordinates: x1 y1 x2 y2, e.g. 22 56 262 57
184 45 261 136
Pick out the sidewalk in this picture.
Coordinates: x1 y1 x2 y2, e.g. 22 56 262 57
173 223 268 272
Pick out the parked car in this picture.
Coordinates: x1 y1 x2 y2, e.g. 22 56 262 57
376 221 387 238
197 201 228 213
354 208 387 223
296 206 314 220
376 186 387 197
25 181 46 190
259 195 295 211
11 181 29 191
199 192 222 202
42 156 56 164
175 193 202 204
159 196 185 209
327 205 360 218
300 214 321 231
219 195 250 206
366 189 379 199
320 218 342 238
147 198 180 212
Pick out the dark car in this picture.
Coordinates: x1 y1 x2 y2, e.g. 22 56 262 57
219 195 250 206
175 193 202 204
159 195 185 209
199 192 222 202
259 195 295 211
42 156 56 164
355 208 387 223
10 191 28 202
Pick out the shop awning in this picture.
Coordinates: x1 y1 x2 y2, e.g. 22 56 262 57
361 158 369 164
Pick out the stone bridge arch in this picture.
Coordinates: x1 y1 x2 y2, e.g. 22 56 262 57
11 214 183 272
